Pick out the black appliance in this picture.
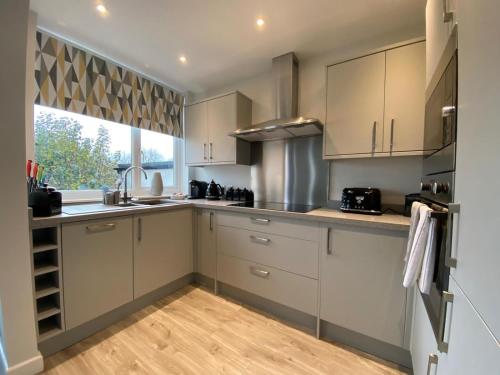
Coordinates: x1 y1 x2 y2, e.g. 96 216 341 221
206 180 223 200
225 186 254 202
419 47 458 353
188 180 208 199
340 187 382 215
404 193 422 217
28 188 62 217
229 201 319 213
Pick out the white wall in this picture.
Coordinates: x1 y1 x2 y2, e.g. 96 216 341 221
0 2 43 374
189 30 424 205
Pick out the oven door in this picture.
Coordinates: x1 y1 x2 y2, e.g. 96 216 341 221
420 202 460 353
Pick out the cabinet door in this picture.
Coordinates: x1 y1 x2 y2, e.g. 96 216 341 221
384 42 426 153
437 277 500 375
426 0 456 87
320 225 407 346
134 209 193 298
62 217 133 330
410 289 440 375
185 101 208 165
325 52 385 157
207 93 237 163
196 209 215 279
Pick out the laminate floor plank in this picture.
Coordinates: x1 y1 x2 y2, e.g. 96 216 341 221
43 285 408 375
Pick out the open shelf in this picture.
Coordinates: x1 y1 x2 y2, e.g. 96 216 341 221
33 243 58 254
33 264 58 277
36 294 61 320
33 249 58 276
34 272 60 299
32 227 58 249
38 315 63 342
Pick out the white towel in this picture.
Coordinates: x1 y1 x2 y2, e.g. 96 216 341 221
403 205 432 288
403 201 425 270
418 217 438 294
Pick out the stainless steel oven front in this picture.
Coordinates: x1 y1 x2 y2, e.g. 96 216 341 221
419 47 458 353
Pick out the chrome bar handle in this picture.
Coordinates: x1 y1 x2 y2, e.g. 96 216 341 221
203 143 207 160
251 217 270 224
371 121 377 154
138 218 142 242
250 266 270 278
326 228 332 255
209 142 213 160
426 354 439 375
209 212 214 231
445 203 460 268
390 119 395 153
442 0 453 23
86 223 116 233
438 291 454 353
250 235 271 244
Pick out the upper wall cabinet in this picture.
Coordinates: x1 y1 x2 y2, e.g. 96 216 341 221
426 0 456 88
184 92 252 166
324 41 426 159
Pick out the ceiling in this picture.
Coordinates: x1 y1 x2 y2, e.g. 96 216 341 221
31 0 425 93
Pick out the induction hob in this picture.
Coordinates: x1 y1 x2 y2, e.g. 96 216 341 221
228 201 319 213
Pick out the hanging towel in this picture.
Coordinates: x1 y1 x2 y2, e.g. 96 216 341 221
403 201 425 271
403 205 432 288
418 217 438 294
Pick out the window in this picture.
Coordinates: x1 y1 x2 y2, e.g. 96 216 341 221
33 105 180 201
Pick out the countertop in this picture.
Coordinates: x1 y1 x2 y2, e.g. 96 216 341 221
31 199 410 232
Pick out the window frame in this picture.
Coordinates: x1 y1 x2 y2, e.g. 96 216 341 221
30 105 183 203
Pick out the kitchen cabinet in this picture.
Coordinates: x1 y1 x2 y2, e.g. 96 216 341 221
62 217 133 330
320 224 408 347
324 52 385 157
196 209 216 280
184 91 252 166
324 42 425 158
426 0 456 88
435 277 500 375
384 42 426 154
449 0 500 342
410 289 441 375
134 209 193 298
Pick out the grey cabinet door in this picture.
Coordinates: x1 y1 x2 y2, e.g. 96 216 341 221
185 101 208 165
196 209 215 279
207 94 237 163
134 209 193 298
62 217 133 330
320 225 408 347
325 52 385 157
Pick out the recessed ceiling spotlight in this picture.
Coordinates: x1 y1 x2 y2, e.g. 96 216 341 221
179 55 187 64
96 4 108 15
256 18 265 27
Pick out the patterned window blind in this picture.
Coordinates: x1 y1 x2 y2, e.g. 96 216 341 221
34 30 184 137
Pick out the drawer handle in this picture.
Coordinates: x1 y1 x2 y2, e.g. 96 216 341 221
86 223 116 233
251 217 270 224
438 291 454 353
250 266 270 278
250 235 270 244
426 353 439 375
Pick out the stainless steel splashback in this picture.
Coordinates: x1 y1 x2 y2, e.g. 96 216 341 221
250 135 328 206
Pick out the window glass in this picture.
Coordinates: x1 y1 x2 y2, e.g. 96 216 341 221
34 105 131 190
139 128 175 187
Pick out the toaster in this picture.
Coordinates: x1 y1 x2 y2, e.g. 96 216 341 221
340 187 382 215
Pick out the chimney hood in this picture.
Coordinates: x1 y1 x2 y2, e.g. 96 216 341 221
229 52 323 142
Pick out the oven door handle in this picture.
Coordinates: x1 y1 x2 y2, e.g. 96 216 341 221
445 203 460 268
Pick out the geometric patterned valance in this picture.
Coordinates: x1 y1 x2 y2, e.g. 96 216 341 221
34 30 184 138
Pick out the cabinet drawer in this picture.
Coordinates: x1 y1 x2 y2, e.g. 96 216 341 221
217 254 317 316
218 226 318 279
217 211 319 241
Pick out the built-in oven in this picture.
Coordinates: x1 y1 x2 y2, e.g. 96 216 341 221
419 48 458 353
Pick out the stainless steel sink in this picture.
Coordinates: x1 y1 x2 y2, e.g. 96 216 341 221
132 199 175 206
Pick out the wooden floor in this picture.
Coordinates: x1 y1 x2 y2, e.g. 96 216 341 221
43 285 409 375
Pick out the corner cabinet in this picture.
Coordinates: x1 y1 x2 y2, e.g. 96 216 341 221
324 41 426 159
133 209 193 298
185 92 252 166
62 217 134 330
320 224 408 347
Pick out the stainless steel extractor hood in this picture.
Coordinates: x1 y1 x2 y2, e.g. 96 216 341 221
229 52 323 142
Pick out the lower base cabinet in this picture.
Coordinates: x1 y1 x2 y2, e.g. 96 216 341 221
134 209 193 298
196 209 216 279
320 225 408 347
62 217 134 330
